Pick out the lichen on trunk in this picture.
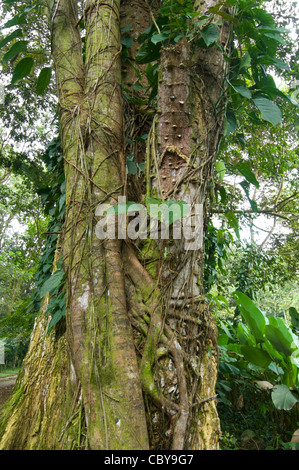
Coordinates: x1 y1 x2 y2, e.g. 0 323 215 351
0 0 231 450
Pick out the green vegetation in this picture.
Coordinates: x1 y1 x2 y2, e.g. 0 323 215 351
0 0 298 450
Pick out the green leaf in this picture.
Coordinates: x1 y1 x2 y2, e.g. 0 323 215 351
270 58 289 70
127 159 137 175
230 83 252 99
39 270 65 299
289 307 299 330
200 23 220 47
263 32 285 45
239 180 258 212
233 291 266 342
0 29 23 49
151 32 170 44
224 108 237 136
237 322 256 346
36 67 52 94
121 34 133 49
271 385 299 410
225 212 240 239
218 334 229 346
59 193 66 212
11 57 34 84
241 345 272 368
239 51 251 72
265 318 297 357
215 160 226 180
47 308 65 333
136 40 161 64
2 40 28 63
252 97 282 126
0 13 26 30
236 161 259 188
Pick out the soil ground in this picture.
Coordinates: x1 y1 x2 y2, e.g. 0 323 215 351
0 375 17 407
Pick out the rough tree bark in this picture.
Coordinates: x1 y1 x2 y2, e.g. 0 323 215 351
0 0 230 450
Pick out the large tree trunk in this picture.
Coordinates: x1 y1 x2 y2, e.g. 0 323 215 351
0 0 230 450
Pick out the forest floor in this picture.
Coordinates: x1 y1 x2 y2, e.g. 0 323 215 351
0 375 17 407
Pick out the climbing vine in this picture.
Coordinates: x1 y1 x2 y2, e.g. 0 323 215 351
25 136 66 333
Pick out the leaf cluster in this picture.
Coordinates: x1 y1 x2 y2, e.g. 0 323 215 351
217 292 299 411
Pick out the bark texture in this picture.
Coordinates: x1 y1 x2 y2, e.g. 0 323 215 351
0 0 231 450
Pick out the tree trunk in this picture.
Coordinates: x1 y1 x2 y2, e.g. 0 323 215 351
0 0 230 450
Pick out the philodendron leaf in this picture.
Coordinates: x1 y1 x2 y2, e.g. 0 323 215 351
236 161 259 188
241 345 272 368
215 160 226 180
253 97 282 126
271 385 299 410
11 57 34 84
233 291 266 342
289 307 299 329
39 269 65 299
224 108 237 136
2 40 28 63
230 82 252 99
36 67 52 94
225 212 240 239
0 29 23 49
200 23 220 47
265 317 297 357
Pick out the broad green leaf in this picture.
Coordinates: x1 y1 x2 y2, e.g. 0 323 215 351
151 32 170 44
0 13 26 29
2 40 28 63
239 51 251 72
121 25 132 33
23 4 39 14
121 34 133 48
236 161 259 188
218 362 241 375
36 67 52 94
233 291 266 342
200 23 220 47
230 83 252 99
224 108 237 136
289 307 299 329
39 270 65 299
215 160 226 180
136 40 161 64
218 334 228 346
225 212 240 239
252 97 282 126
271 385 299 410
11 57 34 84
265 319 297 357
47 308 65 333
271 58 289 70
127 159 137 175
239 180 258 212
0 29 23 49
237 322 256 346
241 345 272 368
263 32 285 44
219 320 235 341
59 193 66 212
